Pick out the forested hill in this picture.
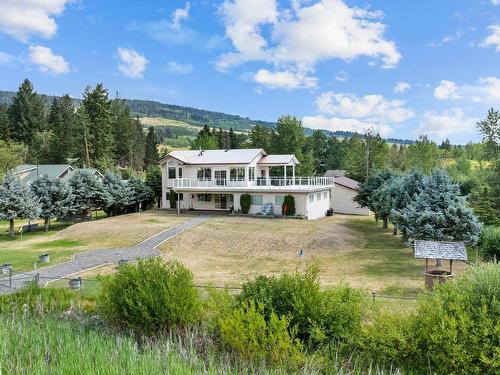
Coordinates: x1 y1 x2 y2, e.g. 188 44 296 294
0 90 413 144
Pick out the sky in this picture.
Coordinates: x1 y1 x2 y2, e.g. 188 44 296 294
0 0 499 144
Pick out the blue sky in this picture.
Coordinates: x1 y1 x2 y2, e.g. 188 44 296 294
0 0 499 143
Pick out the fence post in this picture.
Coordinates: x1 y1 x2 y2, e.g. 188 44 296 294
9 268 12 287
35 273 40 285
371 291 376 301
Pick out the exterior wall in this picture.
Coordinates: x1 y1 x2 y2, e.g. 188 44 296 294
332 185 369 215
233 192 307 217
305 189 332 220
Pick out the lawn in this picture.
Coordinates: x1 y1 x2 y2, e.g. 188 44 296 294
159 215 470 296
0 211 188 272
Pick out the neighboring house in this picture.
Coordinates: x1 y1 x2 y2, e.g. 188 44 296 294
324 169 346 178
13 164 104 184
159 149 335 220
331 175 369 216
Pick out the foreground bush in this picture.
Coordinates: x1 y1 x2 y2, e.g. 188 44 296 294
239 265 365 345
478 226 500 261
218 301 304 367
413 263 499 374
98 258 200 335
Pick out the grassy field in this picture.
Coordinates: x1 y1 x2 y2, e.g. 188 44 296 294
0 212 188 272
159 215 469 296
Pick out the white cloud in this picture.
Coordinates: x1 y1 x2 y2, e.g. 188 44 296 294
217 0 401 89
163 61 193 75
491 0 500 5
414 108 477 143
481 25 500 52
335 71 348 82
172 2 190 30
29 45 70 75
0 0 72 42
315 91 415 123
394 81 411 93
0 51 15 65
303 115 393 135
117 47 148 79
254 69 317 89
434 80 461 100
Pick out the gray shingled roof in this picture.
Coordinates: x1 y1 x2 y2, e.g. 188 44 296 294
414 240 467 261
334 176 359 190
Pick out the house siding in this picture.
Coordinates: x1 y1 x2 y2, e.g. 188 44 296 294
332 185 369 215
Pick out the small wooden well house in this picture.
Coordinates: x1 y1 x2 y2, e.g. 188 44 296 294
414 240 467 290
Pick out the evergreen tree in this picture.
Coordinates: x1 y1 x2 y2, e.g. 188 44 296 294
102 172 134 216
296 150 315 176
68 170 107 217
31 130 53 163
249 124 273 151
0 104 10 140
130 118 146 170
30 176 73 231
110 99 135 167
229 127 237 149
82 84 113 168
128 177 154 212
8 79 47 145
476 108 499 161
0 173 41 237
145 166 162 207
407 135 440 173
144 126 159 168
48 94 77 163
191 125 218 150
72 106 93 167
394 170 482 245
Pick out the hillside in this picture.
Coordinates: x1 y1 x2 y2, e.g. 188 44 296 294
0 90 413 144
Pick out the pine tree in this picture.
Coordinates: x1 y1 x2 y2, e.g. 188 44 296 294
145 166 162 207
144 127 159 168
229 127 237 149
49 95 77 163
102 172 134 216
0 173 41 237
130 118 145 170
68 170 107 218
394 169 482 245
0 104 10 140
110 99 134 167
128 177 154 212
30 176 73 231
82 84 113 168
73 106 93 167
8 79 47 145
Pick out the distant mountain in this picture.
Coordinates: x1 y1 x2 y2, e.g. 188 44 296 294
0 90 414 144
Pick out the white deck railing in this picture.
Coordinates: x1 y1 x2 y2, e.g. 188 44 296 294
172 177 335 190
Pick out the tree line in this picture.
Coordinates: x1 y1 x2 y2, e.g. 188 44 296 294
0 170 156 238
0 79 160 173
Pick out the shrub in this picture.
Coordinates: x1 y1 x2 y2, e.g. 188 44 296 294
218 301 304 367
238 266 365 345
413 264 500 374
478 226 500 261
282 195 295 216
98 258 200 335
240 194 251 214
169 190 177 209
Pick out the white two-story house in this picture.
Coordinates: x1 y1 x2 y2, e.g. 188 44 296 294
159 149 335 220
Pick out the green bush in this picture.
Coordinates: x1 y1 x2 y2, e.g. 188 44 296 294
218 301 304 367
478 226 500 261
240 193 251 214
98 258 200 335
282 195 295 216
238 266 365 345
169 190 176 209
413 263 499 374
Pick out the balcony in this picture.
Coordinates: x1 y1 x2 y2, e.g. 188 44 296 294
172 177 335 191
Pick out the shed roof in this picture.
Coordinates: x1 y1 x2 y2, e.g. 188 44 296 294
324 170 346 177
414 240 467 261
13 164 74 184
334 176 359 190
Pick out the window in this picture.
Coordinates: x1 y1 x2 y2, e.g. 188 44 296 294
179 193 183 201
168 167 176 179
197 168 211 180
197 194 212 202
317 193 322 201
309 194 314 203
178 168 183 178
230 167 245 181
323 191 328 199
249 167 255 181
274 195 284 206
251 195 263 205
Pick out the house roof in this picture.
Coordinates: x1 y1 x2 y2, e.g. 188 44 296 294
324 169 346 177
160 149 266 165
414 240 467 261
334 176 359 190
257 154 300 165
13 164 74 184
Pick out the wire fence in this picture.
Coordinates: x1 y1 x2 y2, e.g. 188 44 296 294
1 268 418 301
